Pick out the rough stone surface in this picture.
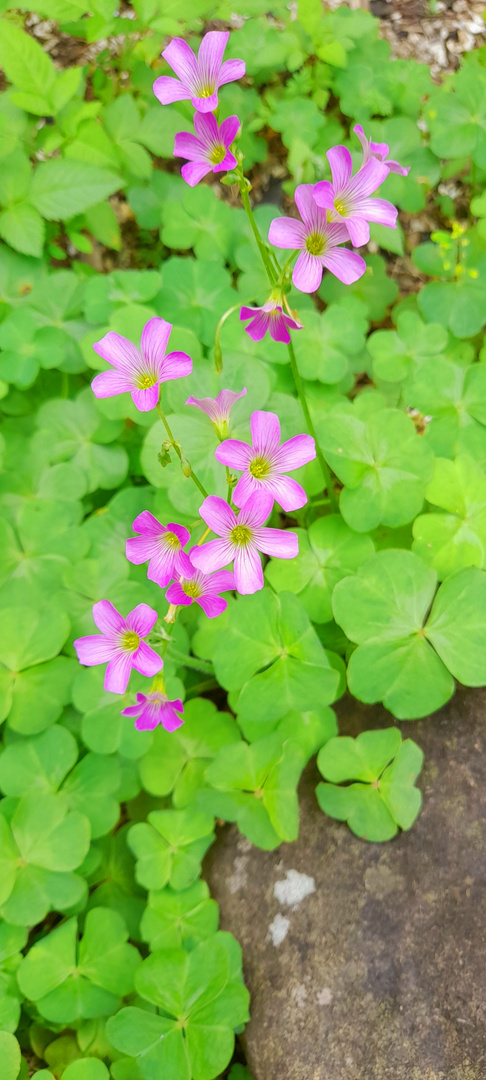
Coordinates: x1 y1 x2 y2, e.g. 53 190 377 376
205 689 486 1080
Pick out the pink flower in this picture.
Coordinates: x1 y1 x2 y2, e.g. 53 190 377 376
153 30 245 114
74 601 162 695
122 691 184 732
354 124 410 177
190 492 298 595
165 550 235 618
312 145 397 248
240 300 303 344
215 410 315 512
185 387 247 438
268 185 366 294
174 113 240 187
125 513 190 588
92 317 192 413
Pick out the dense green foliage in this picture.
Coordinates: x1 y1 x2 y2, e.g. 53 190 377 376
1 0 486 1076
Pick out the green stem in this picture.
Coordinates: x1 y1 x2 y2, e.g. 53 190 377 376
287 339 338 512
185 678 219 699
156 402 208 499
166 646 215 674
237 168 276 286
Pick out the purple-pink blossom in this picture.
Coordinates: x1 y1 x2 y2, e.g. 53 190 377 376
125 512 190 587
268 185 366 294
354 124 410 177
312 146 397 248
92 318 192 412
174 113 240 187
74 601 162 695
240 300 303 344
185 387 247 438
190 492 298 595
165 550 235 618
215 409 315 512
153 30 245 114
122 691 184 732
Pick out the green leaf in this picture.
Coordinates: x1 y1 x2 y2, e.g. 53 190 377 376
0 203 45 259
425 567 486 686
0 1031 21 1080
265 515 375 623
367 311 448 384
30 161 123 221
0 584 70 671
141 880 219 952
293 300 368 385
0 22 55 108
427 66 486 167
413 454 486 578
127 809 215 891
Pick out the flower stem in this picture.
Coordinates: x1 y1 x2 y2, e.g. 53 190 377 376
156 402 208 499
287 339 338 512
236 167 277 286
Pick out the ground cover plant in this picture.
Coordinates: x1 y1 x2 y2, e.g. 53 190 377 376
1 0 486 1076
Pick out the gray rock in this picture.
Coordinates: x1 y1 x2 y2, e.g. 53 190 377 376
205 688 486 1080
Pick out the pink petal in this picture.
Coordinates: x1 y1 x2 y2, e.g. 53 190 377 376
125 535 161 566
193 111 219 143
190 538 235 574
126 603 158 638
387 160 410 177
326 222 355 248
312 180 335 212
268 216 306 250
153 75 191 105
327 146 353 191
104 652 134 694
131 385 160 412
165 582 192 606
191 93 219 112
294 184 325 229
146 547 178 588
238 490 274 529
74 635 115 666
198 30 229 82
174 131 206 160
207 569 235 593
181 161 213 186
160 350 192 382
121 698 146 718
275 433 316 470
159 702 184 732
141 317 172 372
215 439 253 470
353 124 369 159
170 522 191 546
218 58 246 87
131 641 163 678
219 114 241 145
322 248 366 285
242 311 270 342
345 217 370 247
368 137 390 160
269 314 292 344
232 471 259 509
91 370 133 399
92 600 125 636
266 475 308 512
197 594 227 619
353 196 398 228
198 494 236 535
134 704 163 731
162 37 199 86
346 157 389 200
254 527 299 559
214 150 237 174
292 251 323 294
233 545 263 594
283 312 303 332
251 410 280 456
93 331 140 375
131 511 165 538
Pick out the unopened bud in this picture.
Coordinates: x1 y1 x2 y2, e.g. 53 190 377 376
164 604 178 624
158 441 172 467
180 453 192 478
214 340 223 374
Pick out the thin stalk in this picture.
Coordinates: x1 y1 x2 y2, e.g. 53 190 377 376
237 171 276 286
165 647 215 674
156 402 208 499
287 339 338 512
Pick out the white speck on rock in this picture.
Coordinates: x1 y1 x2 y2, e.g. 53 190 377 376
268 914 290 946
291 983 308 1008
274 869 315 910
316 988 333 1006
227 855 248 895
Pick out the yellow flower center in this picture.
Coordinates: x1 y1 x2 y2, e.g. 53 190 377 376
183 581 202 598
334 198 347 217
209 143 226 165
305 232 325 256
231 525 252 546
135 372 157 389
122 631 140 651
199 83 215 98
249 457 270 479
164 532 181 549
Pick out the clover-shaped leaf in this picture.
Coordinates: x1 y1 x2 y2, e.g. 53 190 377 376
31 389 128 493
127 809 215 892
426 65 486 167
317 405 434 531
87 828 146 942
316 729 423 841
0 791 90 926
0 920 27 1033
141 880 219 953
333 550 486 718
319 253 398 321
161 186 236 263
408 359 486 465
199 734 305 849
265 515 374 623
0 1031 21 1080
17 909 141 1023
137 698 240 806
413 454 486 578
107 933 249 1080
156 257 236 347
292 300 368 385
211 590 339 728
367 311 448 384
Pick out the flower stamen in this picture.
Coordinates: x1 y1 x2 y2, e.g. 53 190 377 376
121 631 140 651
305 232 326 256
249 457 270 479
231 524 252 546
